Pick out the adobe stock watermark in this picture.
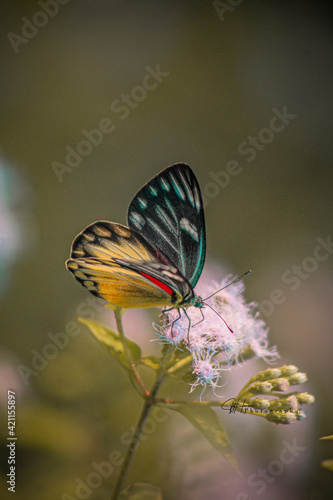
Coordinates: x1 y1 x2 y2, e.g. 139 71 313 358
17 296 105 385
201 106 296 207
213 0 245 23
236 438 306 499
61 406 170 500
257 235 333 318
7 0 71 54
52 64 169 183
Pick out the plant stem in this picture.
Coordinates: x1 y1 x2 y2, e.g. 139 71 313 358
110 371 165 500
110 324 174 499
155 397 222 407
114 308 149 397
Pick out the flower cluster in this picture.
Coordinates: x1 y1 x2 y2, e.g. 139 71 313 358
156 276 279 393
223 365 315 424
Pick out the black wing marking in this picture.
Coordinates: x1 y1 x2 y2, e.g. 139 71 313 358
127 163 206 287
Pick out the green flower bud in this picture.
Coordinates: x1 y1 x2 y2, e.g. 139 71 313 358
270 378 290 392
251 398 270 409
288 372 307 385
279 365 298 376
266 411 297 425
297 393 315 405
256 368 282 381
248 381 273 395
269 395 298 412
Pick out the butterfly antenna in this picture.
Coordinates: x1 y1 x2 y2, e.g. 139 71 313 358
203 302 233 333
203 270 252 301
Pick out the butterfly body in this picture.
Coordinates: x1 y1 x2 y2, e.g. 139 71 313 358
66 164 206 314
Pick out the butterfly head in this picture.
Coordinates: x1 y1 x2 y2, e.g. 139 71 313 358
191 294 205 308
187 295 232 334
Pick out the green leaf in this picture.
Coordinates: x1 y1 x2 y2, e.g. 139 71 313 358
320 435 333 440
172 403 239 471
119 482 163 499
165 347 193 379
78 318 141 370
321 459 333 471
140 355 161 371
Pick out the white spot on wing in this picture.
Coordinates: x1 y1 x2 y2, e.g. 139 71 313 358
129 212 146 230
193 185 201 211
180 217 198 241
138 197 148 209
162 269 183 281
169 173 186 201
149 186 158 196
178 170 195 207
159 177 171 191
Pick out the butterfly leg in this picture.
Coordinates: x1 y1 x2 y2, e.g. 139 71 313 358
162 306 173 317
170 309 182 337
192 307 205 327
161 307 173 326
183 308 192 341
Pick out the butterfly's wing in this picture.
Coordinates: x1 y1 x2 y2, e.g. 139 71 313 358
66 221 192 308
67 257 176 309
111 258 194 307
127 163 205 287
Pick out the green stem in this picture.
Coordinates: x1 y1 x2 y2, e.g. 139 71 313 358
110 370 165 500
237 377 256 395
110 332 175 499
155 397 222 407
114 308 149 398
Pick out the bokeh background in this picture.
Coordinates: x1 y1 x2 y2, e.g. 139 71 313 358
1 1 333 499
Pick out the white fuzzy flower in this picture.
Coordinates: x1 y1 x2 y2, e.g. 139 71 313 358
158 275 279 392
190 349 222 394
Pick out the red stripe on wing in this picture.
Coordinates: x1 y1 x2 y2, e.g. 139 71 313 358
140 272 173 295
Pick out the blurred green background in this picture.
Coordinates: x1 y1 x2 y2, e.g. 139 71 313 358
1 1 333 499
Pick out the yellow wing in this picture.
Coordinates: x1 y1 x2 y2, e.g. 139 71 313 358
66 221 176 308
68 220 160 263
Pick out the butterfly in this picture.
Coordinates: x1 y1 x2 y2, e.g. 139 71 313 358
66 164 208 323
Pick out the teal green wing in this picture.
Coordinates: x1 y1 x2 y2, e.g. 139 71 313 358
127 163 206 287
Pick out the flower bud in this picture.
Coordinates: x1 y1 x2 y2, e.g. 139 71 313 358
266 411 297 424
251 398 270 409
296 409 307 421
288 372 307 385
270 378 290 392
248 381 273 395
269 395 298 411
297 392 315 405
256 368 282 381
279 365 298 376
